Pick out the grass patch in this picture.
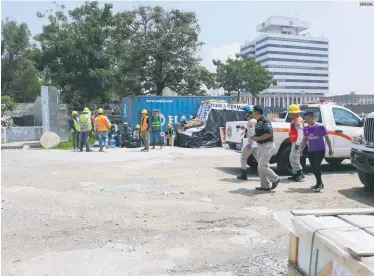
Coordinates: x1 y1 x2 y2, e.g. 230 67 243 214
52 132 97 149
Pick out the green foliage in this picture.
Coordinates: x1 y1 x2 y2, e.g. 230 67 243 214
1 18 41 103
1 95 17 114
3 2 218 105
213 54 276 100
34 2 116 105
112 6 205 96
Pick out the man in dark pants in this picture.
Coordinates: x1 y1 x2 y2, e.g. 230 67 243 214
79 107 92 152
69 111 80 150
151 109 163 149
299 111 333 192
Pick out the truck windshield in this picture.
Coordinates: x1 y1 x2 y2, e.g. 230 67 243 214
299 107 322 123
279 111 287 119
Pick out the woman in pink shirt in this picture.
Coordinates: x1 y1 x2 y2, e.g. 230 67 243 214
300 111 333 192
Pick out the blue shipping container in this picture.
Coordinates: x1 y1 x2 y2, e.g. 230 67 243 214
121 96 235 130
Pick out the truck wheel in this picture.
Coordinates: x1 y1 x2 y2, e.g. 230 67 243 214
277 146 307 175
246 155 258 169
325 158 344 166
358 170 374 191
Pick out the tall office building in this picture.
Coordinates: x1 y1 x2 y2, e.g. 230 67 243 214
240 16 329 109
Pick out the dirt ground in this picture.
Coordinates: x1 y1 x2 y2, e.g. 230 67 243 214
2 147 373 276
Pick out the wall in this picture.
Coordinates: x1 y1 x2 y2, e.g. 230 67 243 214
2 127 43 142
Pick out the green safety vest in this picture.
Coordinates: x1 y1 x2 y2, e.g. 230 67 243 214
167 128 176 137
152 116 161 130
73 118 81 132
79 114 92 131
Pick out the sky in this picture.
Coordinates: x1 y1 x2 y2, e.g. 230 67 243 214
1 1 374 96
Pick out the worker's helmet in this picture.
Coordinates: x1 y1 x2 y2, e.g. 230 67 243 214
72 111 78 116
135 124 140 129
141 109 148 114
83 107 90 113
167 123 172 129
153 109 158 112
240 105 254 113
288 104 301 114
124 122 128 125
98 108 104 114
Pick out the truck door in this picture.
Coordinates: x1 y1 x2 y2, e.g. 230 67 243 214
332 107 363 157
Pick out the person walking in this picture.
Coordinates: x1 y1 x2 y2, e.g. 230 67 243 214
164 123 177 146
250 105 280 191
237 105 257 180
299 111 333 192
140 109 150 152
69 111 80 150
79 107 92 152
94 108 112 152
287 104 305 181
151 109 163 149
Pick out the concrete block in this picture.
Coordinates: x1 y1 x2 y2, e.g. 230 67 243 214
5 127 43 142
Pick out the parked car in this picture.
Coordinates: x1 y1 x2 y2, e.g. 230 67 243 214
225 100 365 174
351 111 374 190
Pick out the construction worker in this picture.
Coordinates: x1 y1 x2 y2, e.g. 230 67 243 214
94 108 112 152
237 105 257 180
287 104 305 181
69 111 80 150
133 124 142 148
121 122 132 147
140 109 150 152
151 109 163 149
79 107 92 152
164 123 176 146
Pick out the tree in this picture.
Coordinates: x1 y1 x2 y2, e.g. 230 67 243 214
112 6 205 96
1 95 17 114
1 19 41 102
177 65 216 96
35 1 116 105
213 54 276 101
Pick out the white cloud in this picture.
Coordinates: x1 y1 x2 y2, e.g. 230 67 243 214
200 43 241 71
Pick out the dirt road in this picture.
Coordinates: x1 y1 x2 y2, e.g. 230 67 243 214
2 147 373 276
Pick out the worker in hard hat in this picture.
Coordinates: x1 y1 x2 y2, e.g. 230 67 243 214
133 124 142 148
94 108 112 152
79 107 92 152
151 109 163 149
69 111 81 150
288 104 305 182
164 123 176 146
140 109 150 152
237 105 258 180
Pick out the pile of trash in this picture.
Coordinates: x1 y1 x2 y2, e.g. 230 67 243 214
178 101 247 148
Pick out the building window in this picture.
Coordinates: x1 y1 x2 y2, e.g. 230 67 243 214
240 44 255 52
255 51 328 58
256 44 328 52
276 79 329 83
272 72 328 77
259 58 328 64
263 65 328 70
256 37 328 45
284 86 329 90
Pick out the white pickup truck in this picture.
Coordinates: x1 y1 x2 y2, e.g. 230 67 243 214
225 101 365 174
351 111 374 190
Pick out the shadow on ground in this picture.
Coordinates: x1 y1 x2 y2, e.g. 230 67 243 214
338 187 374 207
216 163 356 177
229 188 275 197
